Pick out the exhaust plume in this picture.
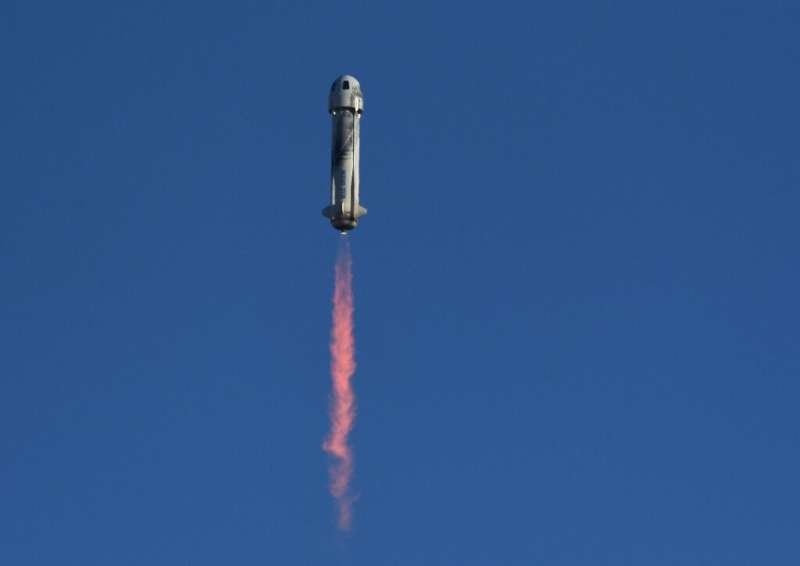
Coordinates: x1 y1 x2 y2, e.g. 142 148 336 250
323 239 357 530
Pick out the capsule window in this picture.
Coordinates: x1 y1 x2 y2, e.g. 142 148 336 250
342 81 350 90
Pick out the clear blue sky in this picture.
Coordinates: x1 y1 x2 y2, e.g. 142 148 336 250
2 1 799 564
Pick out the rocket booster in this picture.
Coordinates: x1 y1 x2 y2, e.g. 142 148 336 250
323 75 367 232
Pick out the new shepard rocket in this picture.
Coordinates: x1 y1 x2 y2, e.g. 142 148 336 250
323 75 367 232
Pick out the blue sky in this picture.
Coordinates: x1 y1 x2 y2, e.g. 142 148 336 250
2 1 799 564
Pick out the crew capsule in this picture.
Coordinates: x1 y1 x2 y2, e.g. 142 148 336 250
322 75 367 233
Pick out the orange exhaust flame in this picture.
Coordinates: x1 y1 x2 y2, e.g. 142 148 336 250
323 239 357 530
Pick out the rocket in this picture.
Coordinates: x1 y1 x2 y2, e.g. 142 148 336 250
323 75 367 232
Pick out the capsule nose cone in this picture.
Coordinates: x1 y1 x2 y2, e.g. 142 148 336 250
335 74 360 87
328 74 364 113
330 74 361 93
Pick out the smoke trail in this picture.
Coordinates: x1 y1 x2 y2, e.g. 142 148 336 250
323 238 357 530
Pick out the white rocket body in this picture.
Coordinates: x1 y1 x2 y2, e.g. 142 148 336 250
323 75 366 232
